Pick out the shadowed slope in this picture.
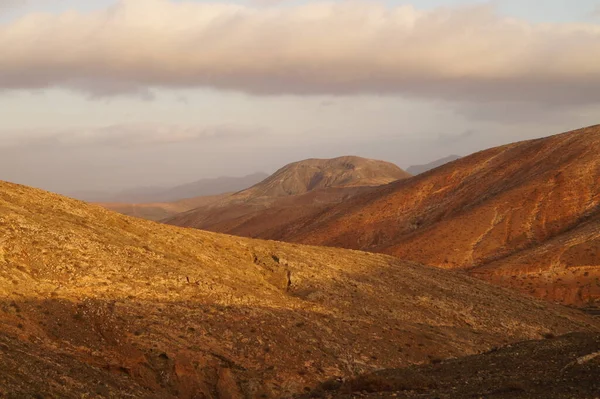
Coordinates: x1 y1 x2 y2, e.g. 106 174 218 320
304 332 600 399
0 180 597 397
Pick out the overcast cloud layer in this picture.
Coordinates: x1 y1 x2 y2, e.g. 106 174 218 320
2 0 600 195
1 0 600 105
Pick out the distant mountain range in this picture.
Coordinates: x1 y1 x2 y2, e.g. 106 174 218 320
406 155 462 175
99 193 231 221
70 172 269 203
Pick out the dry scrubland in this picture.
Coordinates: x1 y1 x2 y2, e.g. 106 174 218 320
1 180 598 398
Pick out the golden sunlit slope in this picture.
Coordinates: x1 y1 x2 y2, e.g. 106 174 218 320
275 125 600 307
0 180 598 398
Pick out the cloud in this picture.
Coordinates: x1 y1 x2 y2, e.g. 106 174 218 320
0 0 19 12
0 123 266 149
0 121 273 192
454 101 588 124
435 129 474 145
249 0 290 6
0 0 18 7
1 0 600 105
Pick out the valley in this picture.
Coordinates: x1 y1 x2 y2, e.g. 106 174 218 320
1 180 598 397
3 2 599 397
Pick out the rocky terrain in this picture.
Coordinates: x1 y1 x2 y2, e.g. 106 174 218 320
472 212 600 307
302 332 600 399
164 156 409 234
1 180 598 398
268 125 600 307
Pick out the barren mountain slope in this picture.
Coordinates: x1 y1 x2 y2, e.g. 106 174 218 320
0 180 597 398
275 125 600 306
164 156 409 232
472 213 600 306
165 186 374 237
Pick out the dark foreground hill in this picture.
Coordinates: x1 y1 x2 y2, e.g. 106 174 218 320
303 332 600 399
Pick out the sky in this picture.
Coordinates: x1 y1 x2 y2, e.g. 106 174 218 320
1 0 600 195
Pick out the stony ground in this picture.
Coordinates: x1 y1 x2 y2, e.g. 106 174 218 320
1 180 598 398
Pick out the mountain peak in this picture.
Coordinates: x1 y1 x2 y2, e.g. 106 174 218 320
242 156 410 198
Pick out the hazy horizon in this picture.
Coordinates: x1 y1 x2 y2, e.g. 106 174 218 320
1 0 600 194
57 153 463 197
